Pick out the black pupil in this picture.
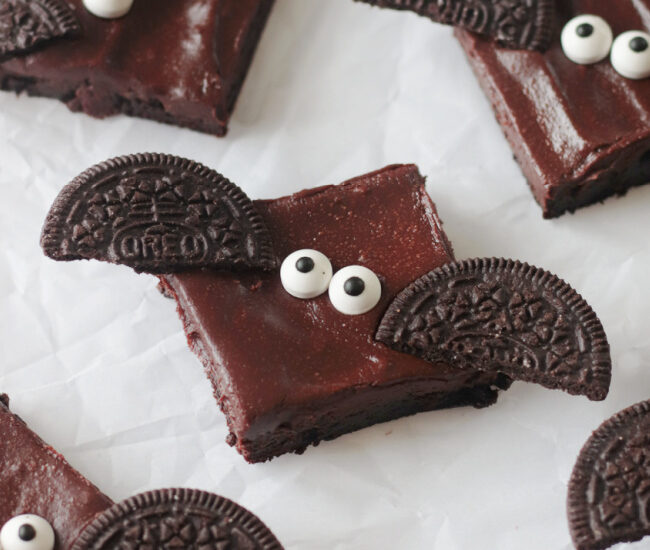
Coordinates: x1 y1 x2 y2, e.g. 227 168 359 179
344 277 365 296
295 257 315 273
18 524 36 541
576 23 594 38
629 36 648 52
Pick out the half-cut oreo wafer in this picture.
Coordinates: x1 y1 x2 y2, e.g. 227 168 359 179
568 400 650 550
376 258 611 400
354 0 555 51
72 488 284 550
0 0 80 60
41 154 276 274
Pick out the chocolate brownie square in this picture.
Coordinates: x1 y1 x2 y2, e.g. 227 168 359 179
159 165 510 463
0 0 274 136
0 395 112 550
456 0 650 217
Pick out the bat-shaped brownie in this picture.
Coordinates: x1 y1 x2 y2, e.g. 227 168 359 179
0 394 283 550
40 154 611 463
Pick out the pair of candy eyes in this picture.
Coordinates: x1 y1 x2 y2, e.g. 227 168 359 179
562 15 650 80
0 515 54 550
280 250 382 316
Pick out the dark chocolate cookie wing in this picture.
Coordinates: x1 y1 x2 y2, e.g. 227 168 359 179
354 0 554 51
41 153 277 274
71 488 284 550
568 400 650 550
0 0 80 60
376 258 611 400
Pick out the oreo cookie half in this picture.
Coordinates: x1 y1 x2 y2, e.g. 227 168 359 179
41 154 277 274
355 0 555 51
568 400 650 550
0 0 80 60
72 488 284 550
376 258 611 400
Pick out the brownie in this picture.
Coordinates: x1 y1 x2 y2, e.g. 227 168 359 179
0 394 284 549
159 165 511 463
456 0 650 218
0 0 274 136
0 395 112 550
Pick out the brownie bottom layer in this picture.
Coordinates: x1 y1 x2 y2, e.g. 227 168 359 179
236 377 511 463
0 0 274 137
542 148 650 219
159 277 511 463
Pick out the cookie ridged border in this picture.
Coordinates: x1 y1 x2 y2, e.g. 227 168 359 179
376 257 611 401
0 0 80 60
40 153 277 272
568 400 650 550
71 488 284 550
354 0 555 52
35 0 81 36
522 0 555 52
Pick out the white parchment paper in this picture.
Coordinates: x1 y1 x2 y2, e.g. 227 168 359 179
1 1 650 548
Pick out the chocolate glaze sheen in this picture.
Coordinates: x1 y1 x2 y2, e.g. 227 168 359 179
161 165 510 462
0 0 274 135
457 0 650 217
0 396 112 550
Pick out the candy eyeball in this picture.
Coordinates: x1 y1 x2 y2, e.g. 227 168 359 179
0 515 55 550
280 249 333 299
561 15 613 64
83 0 134 19
328 265 381 315
611 30 650 79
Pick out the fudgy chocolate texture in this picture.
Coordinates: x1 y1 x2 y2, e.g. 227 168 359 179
456 0 650 218
0 395 112 550
356 0 554 51
0 0 274 136
568 399 650 550
377 258 611 401
160 165 511 463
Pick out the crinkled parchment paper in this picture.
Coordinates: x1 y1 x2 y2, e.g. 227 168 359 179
1 1 650 548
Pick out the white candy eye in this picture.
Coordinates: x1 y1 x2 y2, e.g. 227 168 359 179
0 515 55 550
328 266 381 315
611 31 650 79
561 15 613 64
280 249 333 299
83 0 134 19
